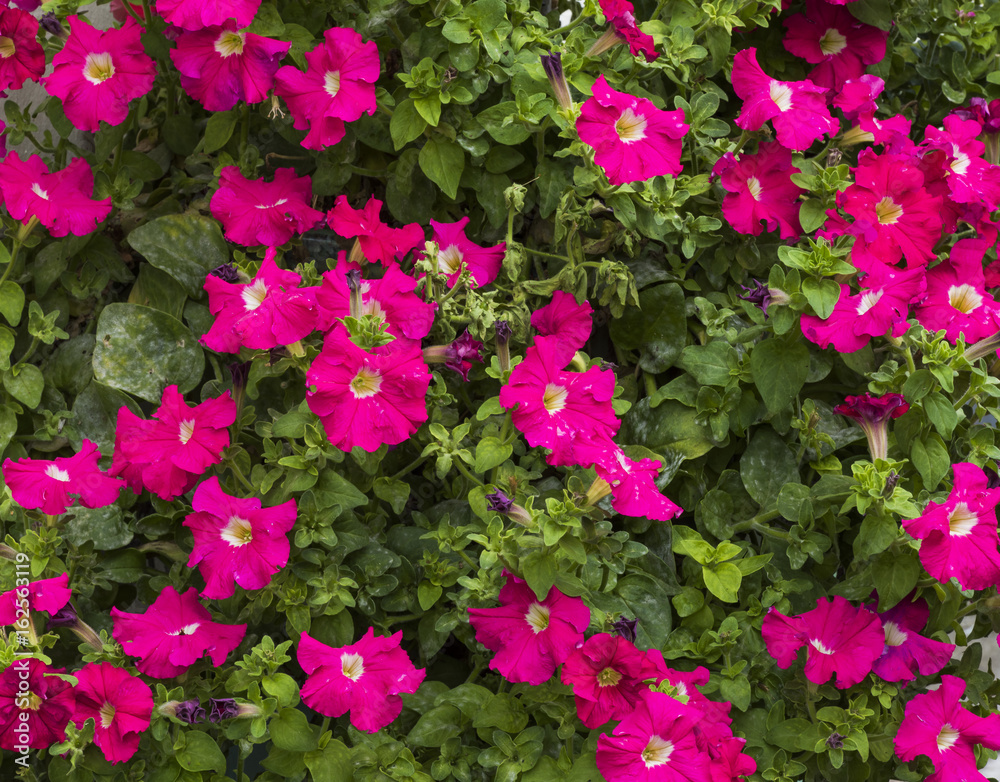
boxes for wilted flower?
[833,392,909,460]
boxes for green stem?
[240,101,251,161]
[22,131,49,154]
[455,459,485,487]
[229,461,255,493]
[237,754,245,782]
[120,0,145,25]
[643,372,657,398]
[16,337,40,367]
[347,164,387,178]
[730,491,852,534]
[525,247,573,262]
[550,13,588,36]
[390,454,428,482]
[953,385,978,411]
[319,716,331,735]
[458,550,478,570]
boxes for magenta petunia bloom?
[594,0,659,61]
[782,0,888,91]
[914,238,1000,344]
[0,153,112,237]
[72,662,153,764]
[711,140,806,240]
[923,114,1000,213]
[201,250,319,353]
[298,628,425,733]
[594,446,683,521]
[306,326,431,452]
[901,462,1000,591]
[209,167,324,247]
[0,6,45,92]
[834,75,914,152]
[596,690,710,782]
[327,195,425,265]
[315,259,435,341]
[468,571,590,685]
[831,149,943,271]
[732,48,837,151]
[2,440,123,515]
[428,217,505,289]
[894,675,1000,782]
[111,586,246,678]
[0,573,71,626]
[110,386,237,501]
[530,290,593,367]
[183,476,297,599]
[499,335,620,467]
[273,27,379,150]
[866,595,955,685]
[42,17,156,132]
[642,652,733,726]
[761,596,884,688]
[155,0,261,31]
[170,22,290,112]
[561,633,650,728]
[0,658,75,751]
[833,392,909,461]
[576,74,688,185]
[800,266,925,353]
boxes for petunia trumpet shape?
[170,22,291,112]
[327,195,425,265]
[42,16,156,132]
[306,326,431,452]
[901,462,1000,591]
[201,250,319,353]
[0,6,45,92]
[591,0,659,62]
[0,658,75,751]
[298,628,425,732]
[273,26,379,150]
[467,571,591,685]
[577,74,688,185]
[585,444,683,521]
[867,594,955,685]
[761,595,885,688]
[530,290,593,367]
[210,167,324,247]
[111,586,246,678]
[832,392,909,461]
[894,675,1000,782]
[2,440,123,515]
[72,662,153,764]
[155,0,261,31]
[0,153,112,237]
[923,114,1000,212]
[561,633,651,728]
[732,48,838,150]
[428,217,506,289]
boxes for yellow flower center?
[597,667,623,687]
[23,692,42,711]
[324,70,341,98]
[99,701,116,729]
[350,367,383,399]
[524,602,550,633]
[875,196,903,225]
[83,52,116,85]
[948,284,983,315]
[241,279,269,311]
[769,80,793,112]
[947,502,978,536]
[0,36,15,59]
[746,176,762,200]
[220,516,254,547]
[214,31,246,57]
[615,107,648,142]
[883,621,908,647]
[437,245,464,275]
[45,464,71,482]
[936,724,960,752]
[542,383,568,414]
[178,419,196,445]
[641,735,674,768]
[819,27,848,56]
[341,652,365,681]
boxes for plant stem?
[551,13,587,36]
[390,454,429,482]
[525,247,572,262]
[229,461,255,493]
[458,549,478,570]
[455,459,485,487]
[240,102,251,161]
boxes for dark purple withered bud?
[174,700,205,724]
[46,604,78,629]
[346,269,364,318]
[986,465,1000,490]
[883,471,900,497]
[540,52,573,112]
[228,361,251,390]
[486,489,514,514]
[208,698,240,722]
[210,263,240,283]
[738,279,785,317]
[40,12,64,36]
[826,732,845,749]
[612,616,638,644]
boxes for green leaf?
[373,476,411,514]
[609,283,686,373]
[922,392,958,439]
[127,214,229,297]
[174,731,227,775]
[72,380,142,455]
[703,561,742,602]
[621,399,716,459]
[911,432,950,490]
[92,304,205,402]
[391,98,428,149]
[203,109,238,153]
[413,95,442,126]
[408,705,463,747]
[801,277,840,319]
[311,470,368,513]
[615,574,675,648]
[677,341,735,386]
[3,364,44,409]
[902,369,936,401]
[847,0,893,29]
[799,199,829,234]
[751,339,809,414]
[269,707,319,752]
[64,505,132,551]
[740,427,799,506]
[304,740,354,782]
[477,102,531,144]
[419,137,465,199]
[872,549,921,610]
[474,436,512,473]
[853,511,898,559]
[0,281,24,326]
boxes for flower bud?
[540,52,573,113]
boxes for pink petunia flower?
[590,0,659,62]
[183,476,296,599]
[642,652,733,725]
[154,0,261,31]
[832,392,909,461]
[467,571,591,685]
[901,462,1000,591]
[327,195,425,265]
[209,167,324,247]
[576,74,688,185]
[427,217,506,289]
[914,238,1000,344]
[561,632,651,729]
[422,330,485,381]
[42,16,156,132]
[499,335,620,467]
[596,690,711,782]
[273,27,379,150]
[711,140,806,240]
[306,326,431,452]
[922,114,1000,212]
[201,250,319,353]
[2,440,123,515]
[782,0,888,92]
[111,586,246,678]
[110,385,237,501]
[315,258,435,341]
[530,290,593,367]
[0,6,45,92]
[72,662,153,764]
[0,573,71,626]
[761,596,885,688]
[0,153,112,237]
[170,22,290,112]
[0,658,75,750]
[597,448,683,521]
[298,628,425,733]
[800,266,925,353]
[834,76,914,152]
[867,595,955,685]
[894,675,1000,782]
[731,48,838,151]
